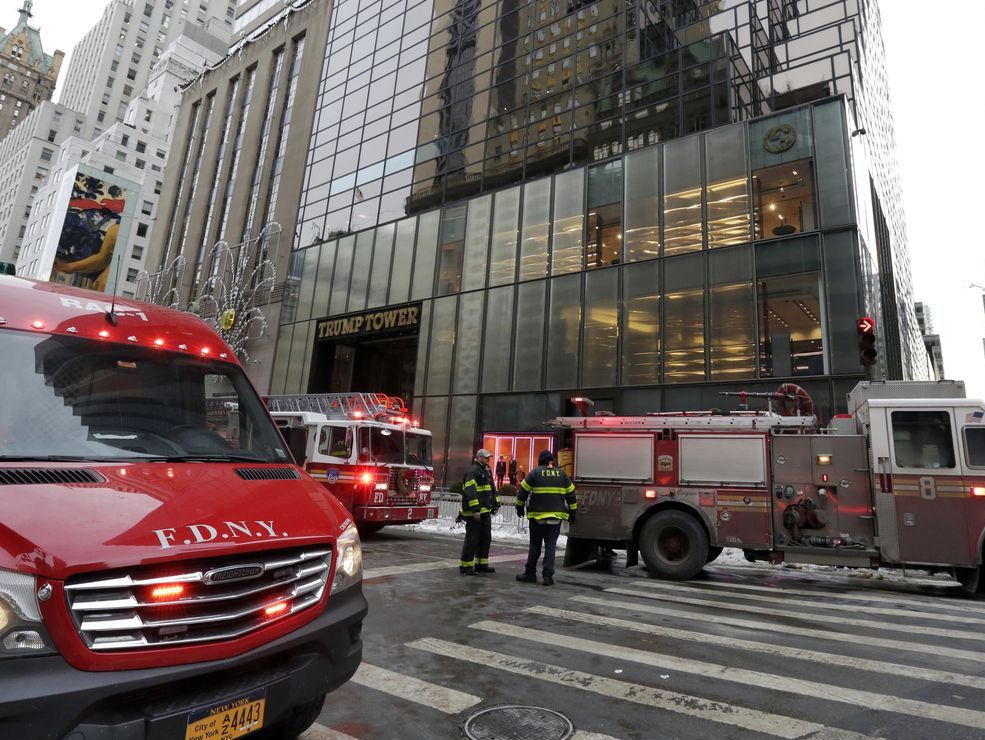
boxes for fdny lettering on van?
[58,296,148,321]
[153,521,286,549]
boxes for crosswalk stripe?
[301,725,361,740]
[630,579,985,626]
[471,620,985,732]
[572,732,622,740]
[349,662,481,714]
[526,605,985,690]
[702,569,982,613]
[408,637,874,739]
[606,586,985,643]
[363,553,524,580]
[572,595,985,665]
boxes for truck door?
[957,410,985,566]
[884,407,972,565]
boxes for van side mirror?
[282,425,308,467]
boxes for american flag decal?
[966,411,985,424]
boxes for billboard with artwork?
[49,170,129,293]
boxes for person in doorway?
[508,456,518,486]
[459,449,500,575]
[515,450,577,586]
[495,455,507,489]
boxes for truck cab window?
[891,411,955,469]
[318,425,352,459]
[964,426,985,467]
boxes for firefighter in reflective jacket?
[459,448,499,575]
[515,450,577,586]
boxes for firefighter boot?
[515,573,537,583]
[460,564,478,576]
[542,575,555,586]
[475,564,496,573]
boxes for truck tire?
[956,565,985,597]
[563,537,597,567]
[262,692,325,739]
[638,511,708,581]
[706,546,723,564]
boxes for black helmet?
[538,449,555,466]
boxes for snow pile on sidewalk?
[408,517,566,548]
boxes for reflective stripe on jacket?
[517,465,577,520]
[461,461,498,514]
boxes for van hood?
[0,463,350,580]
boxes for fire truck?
[558,381,985,595]
[266,393,437,532]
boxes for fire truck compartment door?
[680,434,767,486]
[574,434,653,483]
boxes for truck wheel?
[706,546,723,564]
[638,511,708,581]
[262,692,325,739]
[563,537,597,567]
[956,565,985,597]
[357,523,385,535]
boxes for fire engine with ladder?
[266,393,437,532]
[557,380,985,595]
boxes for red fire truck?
[266,393,437,533]
[0,275,366,737]
[558,381,985,595]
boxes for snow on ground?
[407,518,959,587]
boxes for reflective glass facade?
[274,0,925,484]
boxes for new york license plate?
[185,689,266,740]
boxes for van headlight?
[0,569,56,658]
[331,524,363,594]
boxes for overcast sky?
[7,0,984,397]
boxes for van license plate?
[185,689,266,740]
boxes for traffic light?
[857,316,877,366]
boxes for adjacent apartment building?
[261,0,927,483]
[145,0,334,381]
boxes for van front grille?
[0,468,104,485]
[65,546,331,651]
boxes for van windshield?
[0,329,291,463]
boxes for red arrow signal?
[857,316,875,334]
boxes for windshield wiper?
[159,454,275,463]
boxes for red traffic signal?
[857,317,877,366]
[856,316,875,334]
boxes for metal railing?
[433,491,529,531]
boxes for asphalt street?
[300,527,985,740]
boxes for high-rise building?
[914,301,944,381]
[156,0,924,483]
[143,0,334,382]
[14,27,227,296]
[0,1,64,142]
[0,1,236,268]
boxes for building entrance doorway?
[309,304,422,402]
[482,433,555,484]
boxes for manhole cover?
[464,705,573,740]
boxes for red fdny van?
[0,275,367,739]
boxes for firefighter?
[459,449,499,575]
[515,450,577,586]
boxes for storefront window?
[411,211,439,300]
[709,248,755,379]
[664,254,705,382]
[489,187,519,286]
[705,124,750,248]
[546,274,582,388]
[461,195,491,292]
[367,223,394,308]
[436,204,467,295]
[758,272,824,377]
[389,216,416,305]
[482,286,514,393]
[551,169,585,275]
[622,260,661,385]
[519,177,551,280]
[583,268,618,387]
[586,160,623,269]
[624,146,660,262]
[663,135,702,256]
[753,158,815,239]
[513,280,546,390]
